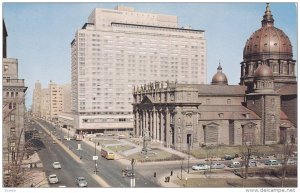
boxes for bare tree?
[3,94,30,187]
[239,137,257,187]
[281,139,296,187]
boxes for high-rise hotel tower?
[71,6,206,133]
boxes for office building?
[32,81,71,120]
[71,6,206,133]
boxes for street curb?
[34,120,84,165]
[90,173,111,187]
[35,119,112,187]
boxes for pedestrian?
[154,172,156,178]
[170,170,173,176]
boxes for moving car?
[229,161,241,168]
[192,163,210,170]
[52,162,62,169]
[48,174,58,184]
[75,177,88,187]
[287,159,297,165]
[122,169,135,177]
[211,162,225,169]
[265,159,279,166]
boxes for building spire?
[261,3,274,27]
[217,60,222,72]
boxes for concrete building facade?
[133,4,297,151]
[2,21,27,179]
[32,81,71,120]
[71,6,206,133]
[32,81,42,117]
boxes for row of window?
[78,111,132,115]
[5,91,19,98]
[82,118,131,123]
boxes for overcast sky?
[2,2,297,108]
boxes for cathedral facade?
[132,4,297,151]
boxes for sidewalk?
[21,152,49,187]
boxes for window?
[10,127,16,135]
[10,115,15,122]
[227,99,231,104]
[4,65,8,72]
[243,113,250,118]
[218,113,224,118]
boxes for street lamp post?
[67,128,70,140]
[94,142,97,174]
[131,159,136,187]
[181,158,184,180]
[187,143,191,174]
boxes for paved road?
[29,121,101,187]
[35,119,158,187]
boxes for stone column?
[166,108,170,148]
[134,110,137,136]
[161,111,165,145]
[159,111,163,143]
[142,111,145,137]
[153,109,157,141]
[150,110,153,139]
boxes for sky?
[2,2,298,108]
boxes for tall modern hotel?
[71,6,206,133]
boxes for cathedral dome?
[254,64,273,79]
[243,3,293,61]
[240,3,296,90]
[211,64,228,85]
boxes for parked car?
[52,140,57,144]
[265,159,279,166]
[224,155,235,160]
[48,174,59,184]
[249,160,257,167]
[75,177,88,187]
[229,161,241,168]
[52,162,62,169]
[287,159,297,165]
[192,163,210,170]
[211,162,225,169]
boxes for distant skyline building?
[71,5,207,133]
[32,80,42,117]
[32,80,71,120]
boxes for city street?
[29,121,102,187]
[34,119,158,187]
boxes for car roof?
[53,162,60,164]
[77,177,86,180]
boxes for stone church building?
[132,4,297,151]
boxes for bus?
[101,148,115,160]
